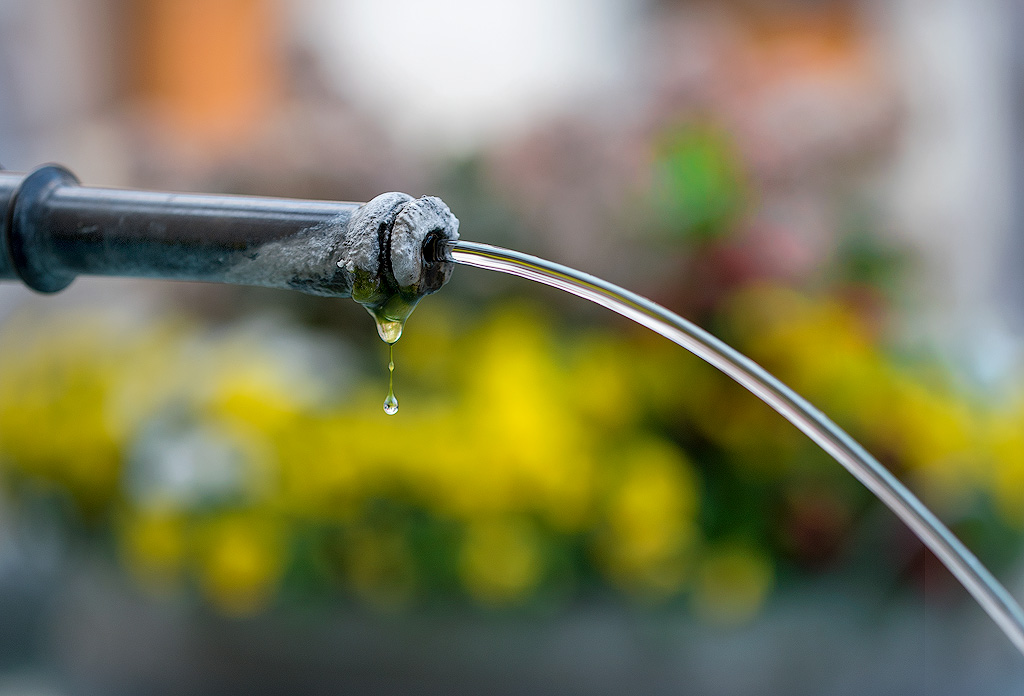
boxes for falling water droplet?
[383,343,398,415]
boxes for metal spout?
[0,164,460,305]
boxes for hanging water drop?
[374,315,404,344]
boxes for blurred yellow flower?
[204,352,307,434]
[988,408,1024,528]
[0,313,124,506]
[883,377,980,507]
[459,517,543,605]
[568,333,639,429]
[119,508,188,593]
[195,514,286,616]
[597,437,699,598]
[447,305,596,531]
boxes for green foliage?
[650,124,747,242]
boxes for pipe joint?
[6,164,80,293]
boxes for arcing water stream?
[447,239,1024,656]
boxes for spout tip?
[422,233,454,264]
[389,195,459,297]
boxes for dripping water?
[383,343,398,415]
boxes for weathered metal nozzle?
[339,191,458,309]
[0,165,459,313]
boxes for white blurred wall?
[884,0,1018,380]
[290,0,643,154]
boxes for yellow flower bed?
[0,290,1017,619]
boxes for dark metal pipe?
[0,165,460,309]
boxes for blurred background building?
[1,0,1024,694]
